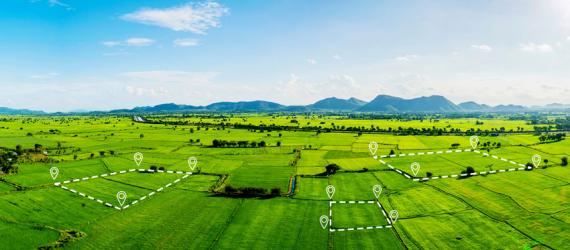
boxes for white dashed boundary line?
[327,200,393,232]
[54,169,193,211]
[374,149,532,182]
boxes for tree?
[543,159,549,167]
[561,157,568,166]
[99,151,105,157]
[139,134,144,139]
[389,149,395,155]
[451,143,460,148]
[270,188,281,196]
[325,163,340,175]
[426,172,433,178]
[259,141,266,147]
[276,141,281,147]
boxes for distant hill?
[131,103,200,112]
[458,101,491,111]
[309,97,367,110]
[359,95,460,112]
[491,104,527,112]
[0,107,44,115]
[206,101,285,112]
[5,94,567,114]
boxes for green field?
[0,115,568,249]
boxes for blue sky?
[1,0,569,111]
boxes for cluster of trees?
[538,133,565,143]
[458,166,476,179]
[221,185,280,197]
[211,139,268,148]
[149,165,166,171]
[0,150,18,173]
[479,141,502,149]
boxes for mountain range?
[0,95,568,114]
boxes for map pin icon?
[326,185,335,200]
[188,156,198,171]
[369,142,378,156]
[470,136,479,149]
[389,210,399,223]
[117,191,127,207]
[134,152,143,166]
[532,154,541,168]
[50,167,59,180]
[373,185,382,199]
[319,215,329,229]
[411,162,420,176]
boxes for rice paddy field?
[0,115,568,249]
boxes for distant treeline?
[219,185,281,198]
[211,139,269,148]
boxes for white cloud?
[333,54,342,60]
[395,54,419,63]
[519,42,553,53]
[102,38,155,47]
[306,58,317,64]
[567,36,570,41]
[29,72,60,79]
[125,38,155,46]
[173,38,200,47]
[471,44,492,51]
[121,2,229,34]
[125,85,168,97]
[102,41,121,47]
[47,0,72,10]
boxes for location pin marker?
[532,154,541,168]
[389,210,399,223]
[117,191,127,207]
[411,162,420,176]
[373,185,382,199]
[49,167,59,180]
[470,136,479,149]
[134,152,143,166]
[326,185,335,200]
[188,156,198,171]
[369,141,378,156]
[319,215,329,229]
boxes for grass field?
[0,115,567,249]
